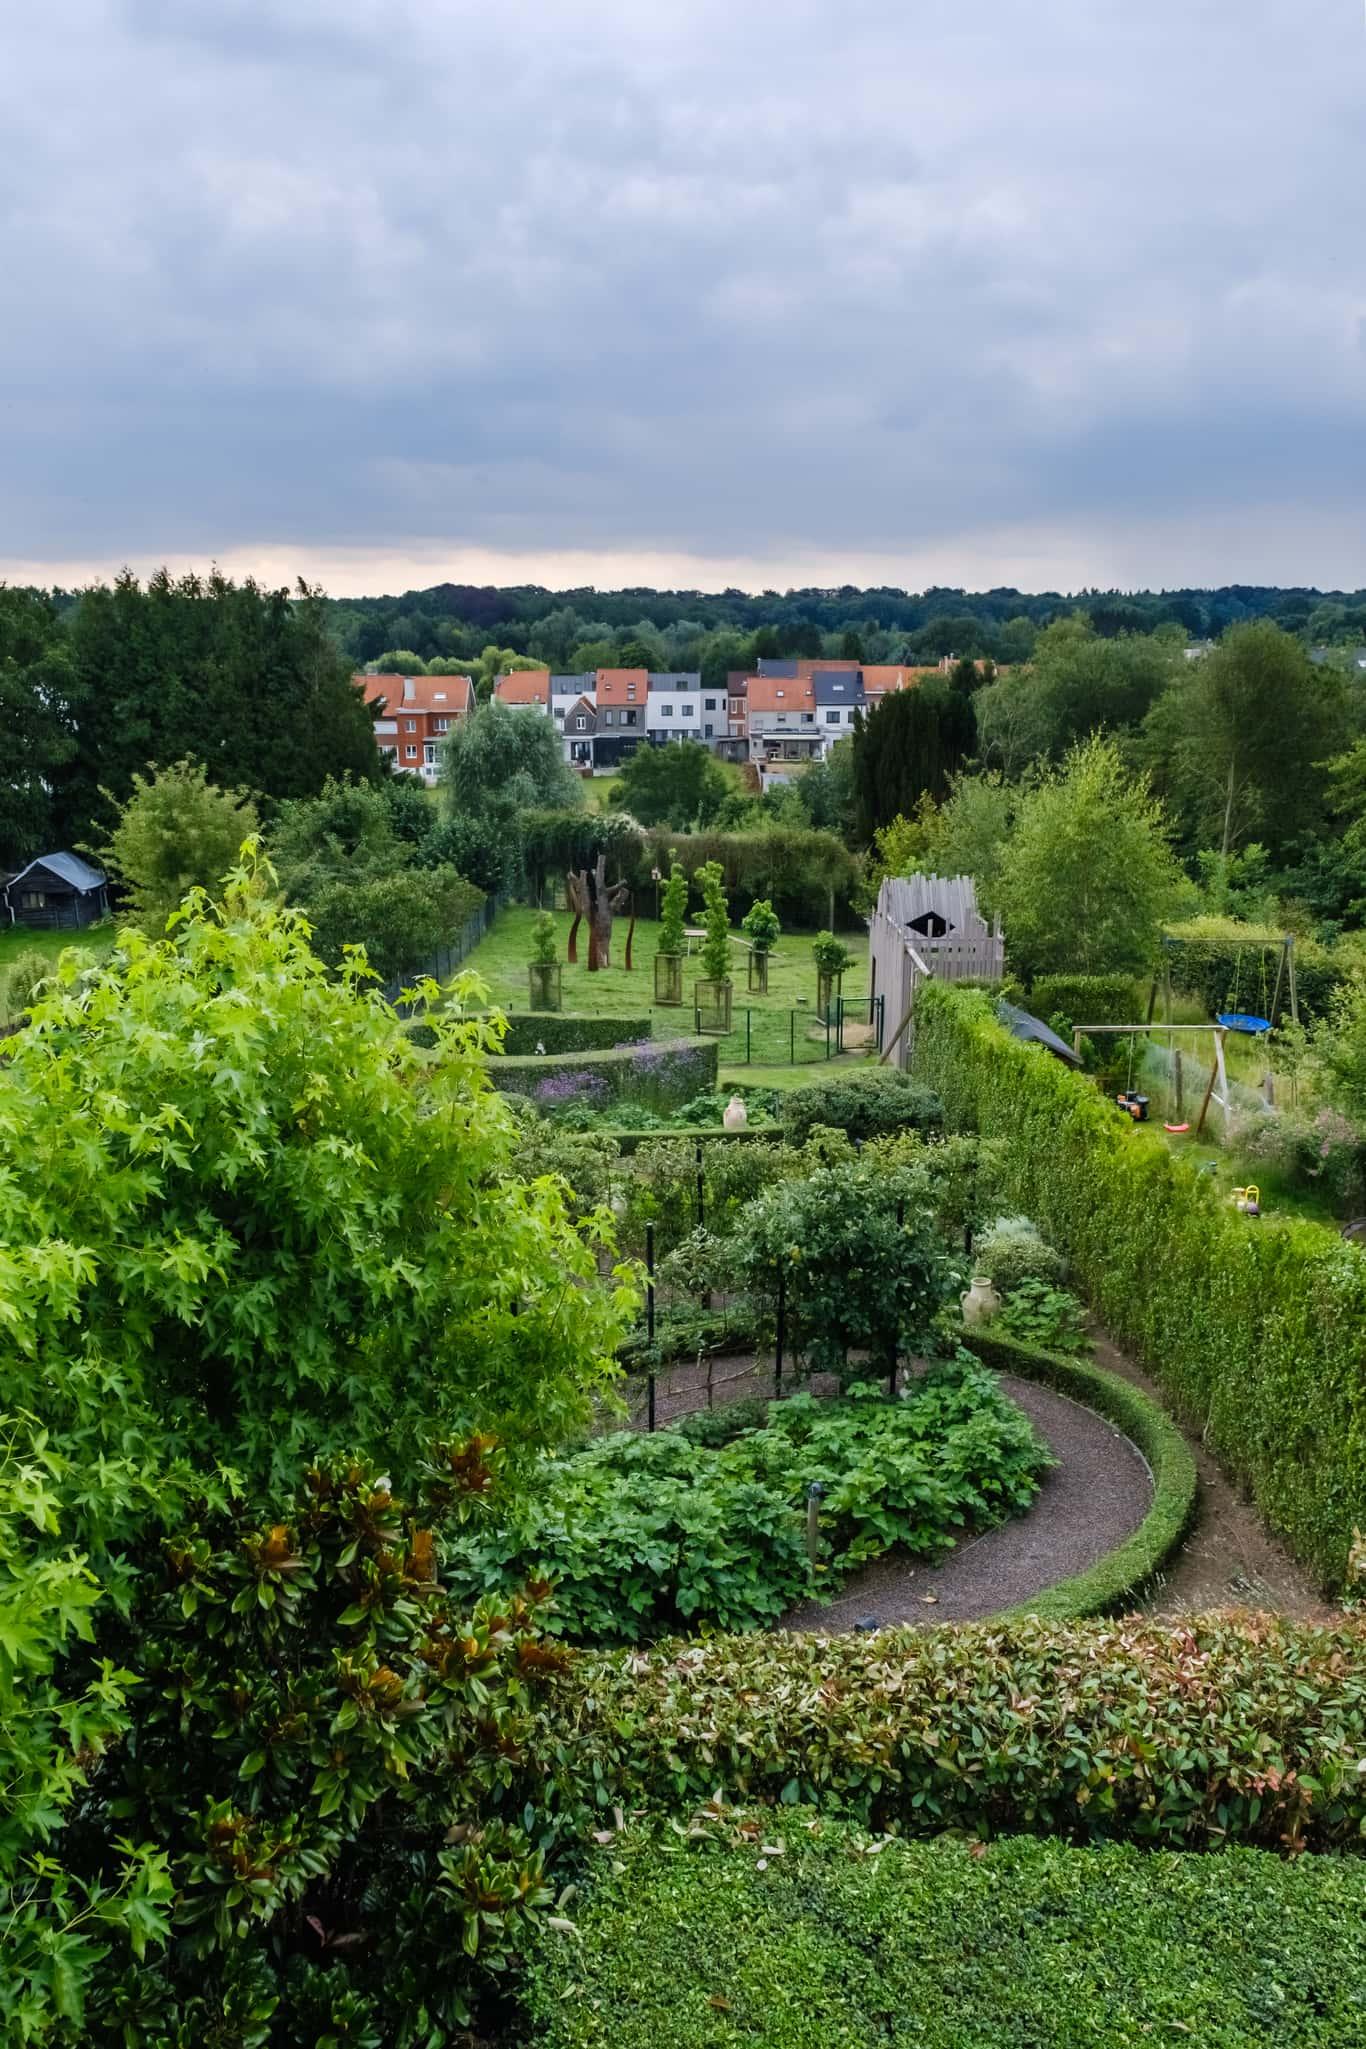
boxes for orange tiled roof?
[745,674,816,714]
[594,667,649,706]
[494,670,551,707]
[859,665,934,694]
[361,672,475,716]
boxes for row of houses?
[360,657,961,782]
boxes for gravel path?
[781,1375,1153,1633]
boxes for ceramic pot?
[960,1273,1001,1327]
[722,1094,749,1131]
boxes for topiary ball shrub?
[781,1068,943,1146]
[975,1214,1068,1295]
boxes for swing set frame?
[1070,1022,1231,1137]
[1148,934,1298,1034]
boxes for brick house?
[361,672,475,784]
[592,669,649,767]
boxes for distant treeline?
[308,579,1366,681]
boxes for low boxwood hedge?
[962,1326,1197,1619]
[494,1012,652,1056]
[524,1825,1366,2048]
[537,1614,1366,1850]
[911,981,1366,1590]
[489,1037,718,1113]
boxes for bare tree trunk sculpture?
[566,854,632,970]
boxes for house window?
[424,742,437,763]
[775,688,785,698]
[405,744,418,759]
[704,724,713,738]
[626,682,637,699]
[604,708,615,726]
[802,712,814,723]
[826,709,841,724]
[625,709,637,726]
[576,716,586,730]
[405,719,417,732]
[20,891,46,909]
[435,718,450,732]
[554,707,565,720]
[661,704,674,717]
[705,697,717,710]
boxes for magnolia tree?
[0,849,634,2043]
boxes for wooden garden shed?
[2,852,109,931]
[868,873,1004,1068]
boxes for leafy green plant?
[974,1216,1067,1296]
[0,850,634,2041]
[657,859,688,956]
[997,1278,1092,1354]
[740,899,781,957]
[446,1368,1046,1643]
[780,1069,943,1145]
[530,910,559,964]
[727,1158,964,1379]
[811,930,854,978]
[694,860,732,984]
[2,948,60,1019]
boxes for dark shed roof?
[7,852,107,894]
[997,1001,1083,1067]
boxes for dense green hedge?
[1029,973,1139,1028]
[779,1067,944,1145]
[539,1615,1366,1850]
[495,1012,652,1056]
[962,1328,1196,1618]
[489,1037,718,1112]
[911,982,1366,1589]
[1162,918,1343,1024]
[524,1827,1366,2047]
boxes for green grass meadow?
[460,905,876,1081]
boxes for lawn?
[0,921,115,1018]
[461,906,875,1080]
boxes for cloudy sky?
[2,0,1364,595]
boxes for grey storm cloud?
[1,0,1364,584]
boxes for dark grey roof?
[646,671,701,691]
[812,668,863,705]
[755,658,798,677]
[997,1001,1082,1067]
[6,851,106,894]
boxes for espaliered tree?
[696,860,733,987]
[567,850,632,969]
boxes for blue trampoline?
[1217,1011,1272,1036]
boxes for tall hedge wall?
[494,1013,652,1057]
[911,982,1366,1589]
[489,1036,718,1113]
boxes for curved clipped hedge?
[539,1614,1366,1850]
[489,1036,718,1112]
[962,1327,1196,1619]
[495,1012,652,1057]
[912,981,1366,1590]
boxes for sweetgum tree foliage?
[608,740,730,829]
[0,856,633,2042]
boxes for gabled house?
[745,673,822,765]
[592,669,649,766]
[561,695,599,769]
[3,852,109,930]
[812,667,864,743]
[361,672,475,783]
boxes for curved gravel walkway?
[782,1374,1153,1633]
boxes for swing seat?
[1217,1012,1271,1035]
[1163,1122,1190,1134]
